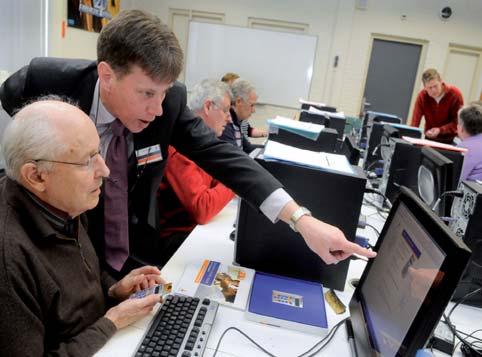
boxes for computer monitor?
[417,147,453,217]
[380,124,422,162]
[300,111,346,139]
[300,103,337,112]
[299,111,330,127]
[349,187,471,357]
[268,127,338,153]
[336,135,361,165]
[359,111,401,148]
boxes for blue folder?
[247,272,327,331]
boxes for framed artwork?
[67,0,121,33]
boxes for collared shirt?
[89,80,292,223]
[89,80,134,159]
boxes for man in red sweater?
[411,68,463,143]
[155,79,234,264]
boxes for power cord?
[442,285,482,356]
[212,318,348,357]
[365,188,393,210]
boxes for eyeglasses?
[213,103,231,115]
[32,152,101,170]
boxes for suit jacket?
[219,108,255,153]
[0,57,282,264]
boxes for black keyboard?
[133,294,219,357]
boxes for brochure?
[176,260,255,311]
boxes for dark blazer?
[0,57,282,264]
[219,108,255,154]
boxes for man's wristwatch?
[289,207,312,232]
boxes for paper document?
[268,116,324,140]
[401,136,467,153]
[263,140,353,174]
[308,106,345,119]
[299,98,326,107]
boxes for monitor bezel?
[350,186,471,356]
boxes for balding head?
[1,97,110,217]
[3,98,96,181]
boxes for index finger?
[347,241,377,259]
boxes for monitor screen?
[360,201,446,356]
[350,187,471,356]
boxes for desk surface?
[96,197,481,357]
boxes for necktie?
[104,119,129,271]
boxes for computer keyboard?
[133,294,219,357]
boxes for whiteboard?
[185,22,317,108]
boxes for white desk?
[96,197,481,357]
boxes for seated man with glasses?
[0,97,166,356]
[219,79,261,153]
[149,80,235,265]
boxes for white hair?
[189,79,232,113]
[231,78,256,102]
[1,99,69,182]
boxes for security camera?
[440,6,452,20]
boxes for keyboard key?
[202,298,210,305]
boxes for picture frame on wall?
[67,0,121,33]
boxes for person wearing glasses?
[151,80,235,265]
[220,79,263,153]
[0,98,166,356]
[221,74,268,143]
[0,10,375,279]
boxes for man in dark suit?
[0,9,375,277]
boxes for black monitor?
[299,111,345,139]
[268,127,338,153]
[300,103,337,112]
[336,135,361,165]
[359,111,401,148]
[417,147,453,217]
[349,187,471,356]
[299,111,330,127]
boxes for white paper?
[307,106,345,119]
[263,140,353,174]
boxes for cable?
[442,286,482,356]
[365,222,380,237]
[212,318,348,357]
[365,188,393,209]
[431,190,463,213]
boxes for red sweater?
[411,83,463,143]
[157,146,235,238]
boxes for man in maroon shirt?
[411,68,464,143]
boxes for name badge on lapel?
[135,144,163,166]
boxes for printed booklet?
[176,260,255,311]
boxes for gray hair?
[459,102,482,136]
[1,96,71,181]
[189,79,232,113]
[231,79,256,102]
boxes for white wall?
[13,0,482,121]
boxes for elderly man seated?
[0,97,165,356]
[151,79,235,265]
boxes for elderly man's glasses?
[32,152,100,170]
[213,103,231,115]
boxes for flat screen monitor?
[349,187,470,356]
[417,147,453,217]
